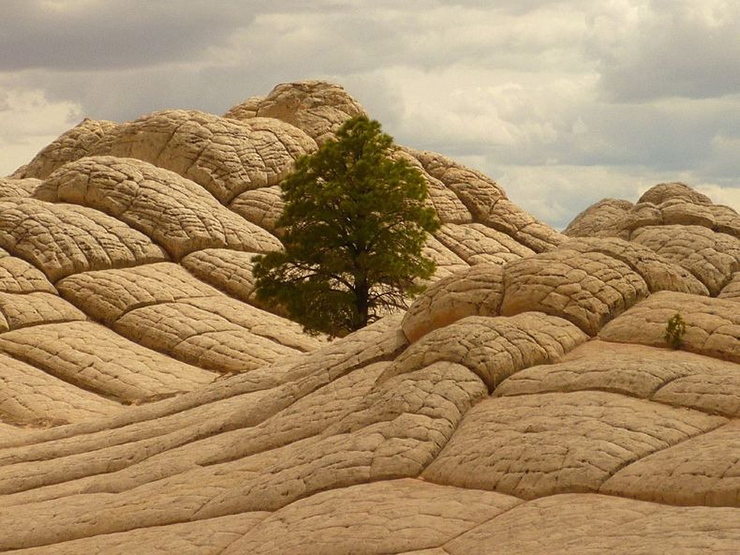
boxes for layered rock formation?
[0,81,738,553]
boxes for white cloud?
[590,0,740,101]
[355,65,598,157]
[695,183,740,210]
[0,0,738,229]
[494,164,740,230]
[0,87,81,175]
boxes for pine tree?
[253,115,440,337]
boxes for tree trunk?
[354,278,370,331]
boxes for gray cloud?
[0,0,738,227]
[0,0,252,71]
[590,0,740,101]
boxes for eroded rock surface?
[225,80,368,145]
[599,291,740,362]
[0,198,168,282]
[39,156,282,258]
[0,178,42,198]
[565,182,740,243]
[631,225,740,295]
[501,250,649,335]
[558,237,709,295]
[1,82,738,554]
[90,109,317,203]
[563,198,634,238]
[402,263,505,343]
[13,118,118,180]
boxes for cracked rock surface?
[0,81,738,554]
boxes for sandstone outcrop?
[224,80,368,145]
[566,182,740,242]
[0,178,41,198]
[562,198,634,238]
[0,198,169,282]
[38,156,282,259]
[0,80,737,553]
[631,225,739,295]
[12,118,118,180]
[501,250,648,335]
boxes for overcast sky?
[1,0,739,229]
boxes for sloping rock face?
[0,81,738,553]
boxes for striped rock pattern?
[0,81,738,554]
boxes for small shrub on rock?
[664,312,686,349]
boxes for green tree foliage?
[253,115,440,337]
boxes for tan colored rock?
[0,423,20,444]
[602,420,740,506]
[408,148,564,251]
[0,249,56,294]
[563,198,633,238]
[277,313,406,384]
[388,313,587,391]
[599,291,740,362]
[563,183,740,242]
[226,80,367,145]
[423,391,724,499]
[2,87,739,554]
[0,383,281,501]
[198,360,485,516]
[497,340,740,417]
[228,186,285,235]
[559,237,709,295]
[73,362,392,497]
[39,156,281,259]
[718,272,740,301]
[225,480,521,555]
[0,319,406,510]
[223,95,265,120]
[435,223,535,266]
[114,299,316,372]
[654,362,740,417]
[421,236,469,280]
[444,494,740,554]
[395,148,473,224]
[14,118,117,180]
[635,198,740,239]
[180,249,262,306]
[0,321,214,402]
[57,263,320,372]
[511,218,567,252]
[658,197,717,228]
[712,204,740,238]
[57,263,217,324]
[0,363,385,506]
[0,291,86,331]
[638,182,713,205]
[0,177,42,198]
[631,225,739,295]
[0,315,403,454]
[12,513,270,555]
[408,149,505,219]
[0,198,168,282]
[0,360,484,549]
[501,250,649,335]
[621,201,663,232]
[0,353,122,426]
[90,110,317,203]
[402,263,504,343]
